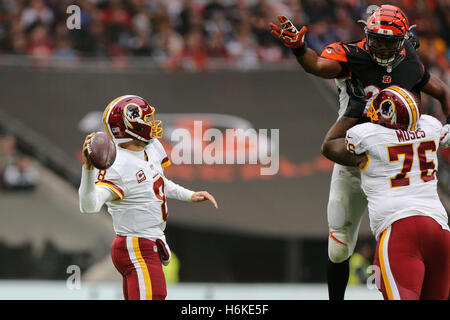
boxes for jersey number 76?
[387,141,437,188]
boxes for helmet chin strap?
[124,129,151,143]
[386,54,405,73]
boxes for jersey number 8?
[153,177,168,221]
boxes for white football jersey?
[94,139,194,240]
[346,115,449,240]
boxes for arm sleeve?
[162,176,194,202]
[320,42,351,78]
[345,126,367,155]
[78,167,116,214]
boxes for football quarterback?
[78,95,218,300]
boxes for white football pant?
[327,163,368,263]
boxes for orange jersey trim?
[321,43,347,63]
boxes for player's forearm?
[163,177,195,202]
[422,73,450,117]
[78,167,111,213]
[438,90,450,118]
[321,116,363,166]
[322,137,366,167]
[295,48,341,79]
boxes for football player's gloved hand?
[407,31,420,50]
[344,77,367,118]
[269,16,307,49]
[440,124,450,148]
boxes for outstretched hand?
[191,191,218,209]
[269,15,307,48]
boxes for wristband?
[291,43,307,57]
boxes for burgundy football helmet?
[367,86,420,131]
[102,95,163,143]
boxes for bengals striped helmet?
[364,5,410,67]
[367,86,421,131]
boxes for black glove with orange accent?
[269,15,308,56]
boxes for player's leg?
[418,217,450,300]
[122,277,128,300]
[110,235,132,299]
[327,164,367,300]
[123,237,167,300]
[110,235,166,300]
[137,237,167,300]
[373,218,425,300]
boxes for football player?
[322,86,450,300]
[270,4,450,299]
[78,95,218,300]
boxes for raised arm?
[421,72,450,118]
[78,133,116,213]
[269,15,342,79]
[79,167,115,213]
[162,176,218,209]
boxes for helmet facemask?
[368,86,420,131]
[365,29,407,67]
[366,30,406,67]
[123,103,163,142]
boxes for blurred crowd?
[0,133,39,191]
[0,0,447,73]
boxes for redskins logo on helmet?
[361,5,412,67]
[102,95,163,143]
[367,86,420,131]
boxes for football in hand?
[87,132,116,170]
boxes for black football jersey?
[320,38,430,97]
[320,38,430,119]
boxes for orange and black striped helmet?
[364,5,410,67]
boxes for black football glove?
[343,77,367,118]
